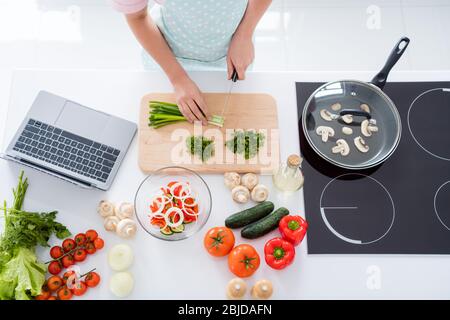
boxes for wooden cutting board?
[138,93,279,174]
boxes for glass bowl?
[134,166,212,241]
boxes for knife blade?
[219,69,238,119]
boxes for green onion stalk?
[148,101,224,128]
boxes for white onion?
[169,182,192,200]
[164,207,184,228]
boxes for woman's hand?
[172,75,209,125]
[227,31,255,80]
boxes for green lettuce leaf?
[0,247,46,300]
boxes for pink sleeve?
[111,0,149,14]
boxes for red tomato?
[71,281,87,296]
[49,246,64,259]
[62,254,74,268]
[48,261,62,275]
[84,272,101,288]
[62,239,76,252]
[35,286,51,300]
[73,249,87,262]
[47,275,63,291]
[62,270,76,285]
[204,227,235,257]
[85,242,96,254]
[47,296,57,300]
[228,244,260,278]
[57,286,73,300]
[85,230,98,242]
[74,233,87,246]
[93,238,104,250]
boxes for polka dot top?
[112,0,248,63]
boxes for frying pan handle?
[340,109,372,120]
[371,37,410,90]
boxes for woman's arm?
[126,8,209,124]
[227,0,272,80]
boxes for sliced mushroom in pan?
[354,136,369,153]
[332,139,350,156]
[316,126,335,142]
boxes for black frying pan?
[301,37,410,170]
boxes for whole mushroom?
[251,279,273,300]
[224,172,241,190]
[98,200,115,217]
[241,173,259,191]
[116,219,137,239]
[251,184,269,202]
[115,202,134,220]
[104,215,121,232]
[231,186,250,204]
[226,278,247,300]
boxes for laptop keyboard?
[12,119,120,184]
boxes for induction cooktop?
[296,81,450,254]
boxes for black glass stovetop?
[297,81,450,254]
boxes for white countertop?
[1,69,450,300]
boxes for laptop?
[2,91,137,190]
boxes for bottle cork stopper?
[287,154,302,167]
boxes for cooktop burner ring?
[407,88,450,161]
[434,180,450,231]
[319,173,396,245]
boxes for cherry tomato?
[49,246,64,259]
[35,286,51,300]
[71,281,88,296]
[93,238,104,250]
[203,226,235,257]
[57,286,73,300]
[84,271,101,288]
[85,242,96,254]
[74,233,87,246]
[61,254,75,268]
[47,275,63,291]
[85,230,98,242]
[228,244,260,278]
[62,239,76,252]
[62,270,77,287]
[73,249,87,262]
[47,296,57,300]
[48,261,62,275]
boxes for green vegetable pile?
[148,101,224,128]
[186,135,215,162]
[0,171,70,300]
[226,130,265,160]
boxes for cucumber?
[171,224,185,233]
[241,207,289,239]
[160,226,173,235]
[225,201,275,229]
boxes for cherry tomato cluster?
[35,229,104,300]
[35,270,101,300]
[47,229,104,275]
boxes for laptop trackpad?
[55,101,108,140]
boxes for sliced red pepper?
[278,215,308,246]
[264,237,295,270]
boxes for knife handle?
[231,69,238,82]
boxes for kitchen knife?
[219,69,238,119]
